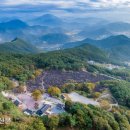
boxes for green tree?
[32,119,46,130]
[65,100,73,112]
[48,115,59,130]
[2,102,11,110]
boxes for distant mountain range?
[0,19,28,30]
[0,14,130,44]
[1,14,130,61]
[79,22,130,39]
[0,16,71,46]
[0,38,38,53]
[31,14,64,27]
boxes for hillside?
[64,44,108,62]
[0,38,39,53]
[0,43,109,86]
[84,35,130,60]
[84,35,130,48]
[33,44,109,71]
[63,35,130,61]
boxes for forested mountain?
[63,35,130,61]
[82,35,130,61]
[84,35,130,48]
[33,44,109,71]
[0,38,38,53]
[64,44,108,62]
[0,36,108,62]
[63,35,130,48]
[0,43,108,81]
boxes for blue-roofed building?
[24,109,33,115]
[36,104,51,116]
[14,100,21,106]
[56,103,65,110]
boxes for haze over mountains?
[31,14,64,27]
[0,14,130,61]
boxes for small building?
[14,100,21,106]
[36,104,51,116]
[13,99,24,110]
[61,94,67,100]
[56,103,65,110]
[61,94,69,100]
[24,109,33,115]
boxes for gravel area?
[68,92,100,106]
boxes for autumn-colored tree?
[32,89,42,101]
[30,74,35,80]
[92,92,101,99]
[87,83,96,93]
[18,85,27,93]
[100,100,111,110]
[48,87,61,97]
[10,81,18,89]
[34,69,42,77]
[83,82,96,93]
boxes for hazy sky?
[1,0,130,8]
[0,0,130,22]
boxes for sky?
[1,0,130,8]
[0,0,130,22]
